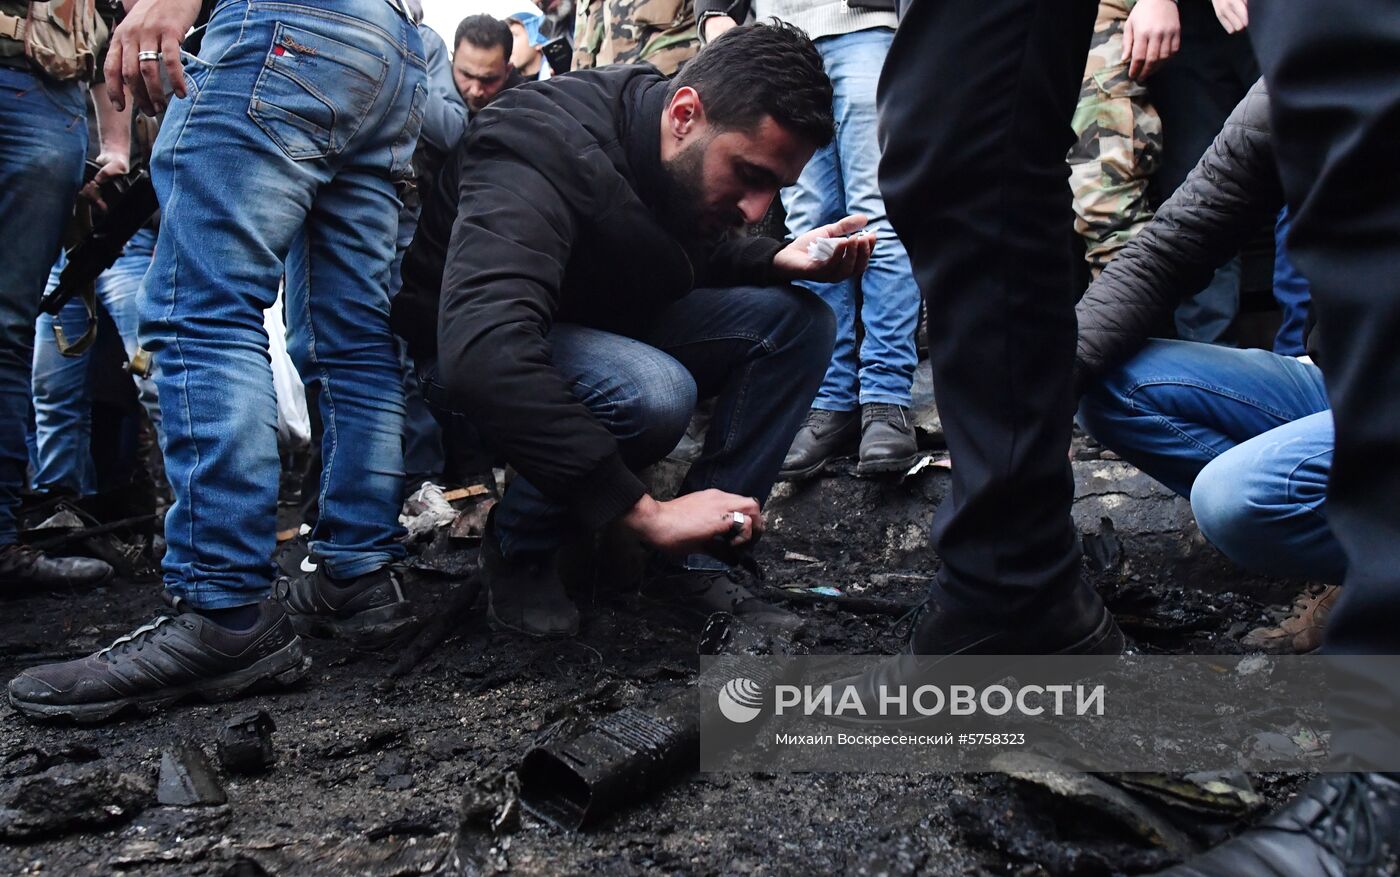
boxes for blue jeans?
[1079,339,1342,582]
[141,0,426,608]
[31,228,162,495]
[1272,207,1311,356]
[782,28,919,411]
[421,285,834,565]
[0,67,88,545]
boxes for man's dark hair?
[454,14,513,62]
[668,21,834,149]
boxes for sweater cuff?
[569,451,649,530]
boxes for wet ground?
[1,448,1314,876]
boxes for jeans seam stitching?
[1122,378,1299,424]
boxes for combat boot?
[779,408,859,481]
[856,402,918,476]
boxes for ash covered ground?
[1,438,1315,876]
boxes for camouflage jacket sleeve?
[1074,79,1284,388]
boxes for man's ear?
[665,86,707,142]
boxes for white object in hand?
[806,229,868,262]
[807,237,839,262]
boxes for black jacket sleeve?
[697,235,783,288]
[1074,79,1285,386]
[436,113,647,529]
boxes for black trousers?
[877,0,1096,612]
[1250,0,1400,766]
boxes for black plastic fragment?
[217,710,277,775]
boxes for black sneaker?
[7,598,310,723]
[779,408,860,481]
[639,565,804,636]
[275,564,414,648]
[1149,773,1400,876]
[856,403,918,476]
[480,521,579,638]
[0,543,113,590]
[830,580,1124,727]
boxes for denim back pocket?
[248,22,389,161]
[389,82,427,179]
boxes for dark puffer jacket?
[1075,79,1283,385]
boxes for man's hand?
[621,490,764,559]
[1211,0,1248,33]
[773,214,876,284]
[1122,0,1181,81]
[105,0,202,116]
[81,152,132,212]
[701,14,738,43]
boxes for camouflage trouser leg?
[1068,0,1163,277]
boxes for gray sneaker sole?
[8,640,311,724]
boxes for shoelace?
[892,598,928,641]
[1282,584,1333,622]
[96,615,175,660]
[95,594,188,661]
[864,403,907,426]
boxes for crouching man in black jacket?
[392,22,874,638]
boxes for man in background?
[452,14,520,114]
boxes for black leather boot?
[1151,772,1400,876]
[779,408,859,481]
[856,403,918,476]
[0,544,112,590]
[830,580,1124,728]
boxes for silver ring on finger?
[725,511,746,541]
[137,50,162,62]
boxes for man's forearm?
[92,82,133,162]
